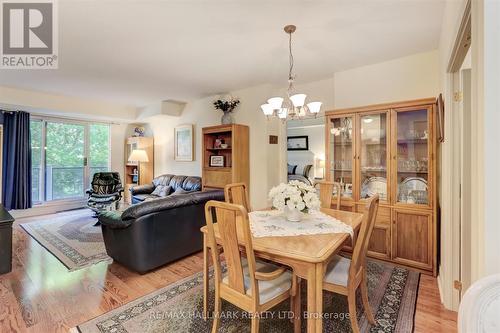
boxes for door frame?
[440,0,471,311]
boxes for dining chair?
[224,182,251,211]
[204,200,300,333]
[321,194,379,333]
[315,181,342,210]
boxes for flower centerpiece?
[213,97,240,124]
[268,180,320,222]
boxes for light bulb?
[278,108,288,119]
[290,94,307,107]
[260,104,274,116]
[267,97,284,110]
[307,101,322,114]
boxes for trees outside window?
[31,119,110,203]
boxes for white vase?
[284,206,303,222]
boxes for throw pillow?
[287,163,297,175]
[302,164,313,177]
[151,185,171,197]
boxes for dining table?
[200,207,364,333]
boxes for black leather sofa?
[130,174,202,204]
[99,189,224,273]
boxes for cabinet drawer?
[356,204,391,225]
[203,170,232,188]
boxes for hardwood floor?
[0,215,457,332]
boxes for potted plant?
[213,97,240,124]
[268,180,320,222]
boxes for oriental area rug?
[76,260,419,333]
[20,209,112,271]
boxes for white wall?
[482,0,500,277]
[334,50,440,109]
[0,86,137,122]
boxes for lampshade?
[290,94,307,107]
[128,149,149,162]
[260,103,274,116]
[267,97,284,110]
[307,101,322,114]
[318,159,325,168]
[278,108,288,119]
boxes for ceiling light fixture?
[260,25,322,121]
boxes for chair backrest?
[350,195,379,277]
[315,181,342,210]
[204,200,259,301]
[91,172,122,194]
[225,183,251,212]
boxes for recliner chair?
[87,172,124,219]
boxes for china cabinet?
[325,98,437,275]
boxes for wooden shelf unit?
[123,136,154,203]
[202,124,249,191]
[325,98,438,276]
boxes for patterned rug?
[20,209,112,271]
[76,260,419,333]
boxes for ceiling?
[0,0,446,107]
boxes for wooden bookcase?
[202,124,249,191]
[325,98,438,276]
[123,136,154,203]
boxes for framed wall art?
[174,124,194,161]
[287,135,309,151]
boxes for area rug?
[20,209,112,271]
[76,260,420,333]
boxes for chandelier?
[261,25,322,120]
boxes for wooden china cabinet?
[325,98,437,275]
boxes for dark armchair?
[87,172,124,218]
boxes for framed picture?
[437,93,445,143]
[209,155,225,167]
[174,124,194,161]
[287,136,309,151]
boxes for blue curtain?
[2,111,32,210]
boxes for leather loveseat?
[99,189,224,273]
[130,174,202,204]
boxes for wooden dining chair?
[204,200,300,333]
[225,182,251,211]
[315,181,342,210]
[322,194,379,333]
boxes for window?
[30,118,111,203]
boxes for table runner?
[249,210,354,238]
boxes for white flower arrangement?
[268,180,320,213]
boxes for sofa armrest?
[130,184,154,195]
[121,190,225,220]
[98,210,133,229]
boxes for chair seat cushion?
[323,255,351,286]
[88,195,118,203]
[222,258,292,304]
[131,194,150,202]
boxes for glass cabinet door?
[328,115,355,199]
[359,112,389,202]
[394,108,431,206]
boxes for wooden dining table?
[200,207,364,333]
